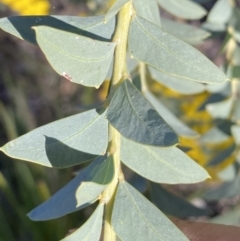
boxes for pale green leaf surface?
[194,92,230,111]
[105,0,130,22]
[204,175,240,200]
[210,205,240,226]
[76,155,114,207]
[28,156,107,221]
[200,127,229,144]
[202,21,226,32]
[237,153,240,164]
[231,125,240,145]
[145,91,197,137]
[34,26,116,87]
[233,47,240,65]
[230,9,240,33]
[233,100,240,121]
[0,15,115,45]
[133,0,161,26]
[148,66,205,95]
[218,164,235,181]
[156,0,206,20]
[206,98,233,119]
[161,18,210,44]
[207,0,232,25]
[121,136,210,184]
[106,79,178,146]
[61,203,104,241]
[0,109,108,168]
[150,183,211,218]
[129,16,227,83]
[127,55,139,73]
[233,31,240,44]
[205,81,230,93]
[218,165,235,181]
[206,98,240,121]
[112,181,189,241]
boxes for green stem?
[109,1,133,95]
[101,126,121,241]
[101,2,133,241]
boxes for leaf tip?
[26,210,36,221]
[197,170,211,183]
[0,146,6,154]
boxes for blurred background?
[0,0,240,240]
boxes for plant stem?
[101,126,121,241]
[102,2,133,241]
[109,1,133,94]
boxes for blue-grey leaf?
[145,91,197,137]
[202,21,226,32]
[34,26,116,87]
[133,0,161,26]
[207,0,232,25]
[206,97,233,119]
[128,173,147,193]
[121,136,210,184]
[61,203,104,241]
[218,165,236,181]
[231,125,240,145]
[156,0,207,20]
[200,127,229,144]
[76,155,114,207]
[105,0,130,22]
[150,183,211,218]
[148,66,206,94]
[0,15,115,44]
[161,17,210,44]
[112,181,189,241]
[106,79,178,146]
[204,175,240,201]
[210,205,240,226]
[129,15,227,84]
[28,156,109,220]
[1,108,108,168]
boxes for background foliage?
[0,0,240,240]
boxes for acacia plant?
[0,0,229,240]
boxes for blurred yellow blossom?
[149,80,237,180]
[180,92,213,134]
[0,0,50,15]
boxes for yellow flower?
[180,92,213,134]
[0,0,50,15]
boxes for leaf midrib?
[39,33,115,62]
[122,182,166,241]
[135,16,206,74]
[4,112,103,152]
